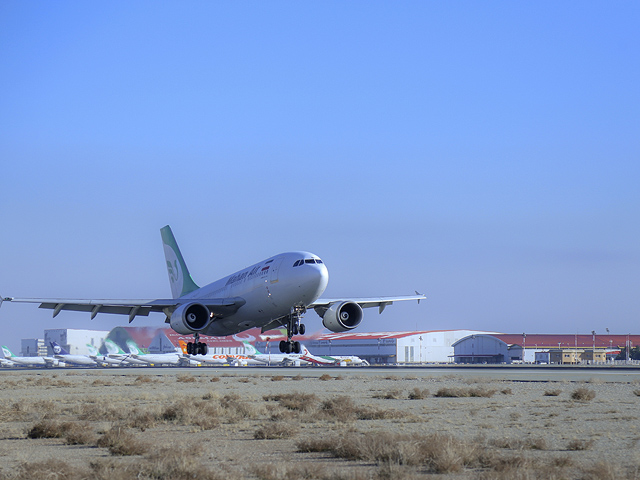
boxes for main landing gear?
[186,333,208,356]
[279,306,306,354]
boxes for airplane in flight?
[2,226,425,356]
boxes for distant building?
[454,334,639,364]
[44,329,109,355]
[452,335,511,364]
[20,339,46,357]
[549,348,607,364]
[303,330,492,364]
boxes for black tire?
[292,324,298,335]
[187,342,193,355]
[299,324,306,335]
[293,341,301,354]
[279,341,287,353]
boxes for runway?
[5,363,639,383]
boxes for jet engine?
[321,301,363,333]
[169,302,211,334]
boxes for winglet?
[161,225,200,298]
[415,291,424,304]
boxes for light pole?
[522,333,526,363]
[591,330,596,364]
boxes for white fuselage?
[53,354,96,366]
[179,252,329,336]
[6,356,57,367]
[132,353,183,366]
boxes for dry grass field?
[1,368,639,479]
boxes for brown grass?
[97,426,148,456]
[571,387,596,402]
[435,387,496,398]
[28,420,72,439]
[4,447,230,480]
[263,392,318,412]
[298,431,491,473]
[254,421,297,439]
[544,389,562,396]
[373,389,403,399]
[567,438,594,451]
[408,387,430,399]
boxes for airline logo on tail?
[51,343,63,355]
[160,225,199,299]
[126,340,141,355]
[241,341,259,356]
[86,344,99,356]
[104,339,123,355]
[164,245,183,297]
[2,346,13,358]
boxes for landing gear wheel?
[293,341,301,354]
[198,342,208,355]
[299,324,306,336]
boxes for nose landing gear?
[279,306,306,354]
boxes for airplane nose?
[314,263,329,297]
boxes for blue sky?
[1,2,639,353]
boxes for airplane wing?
[2,297,245,322]
[309,293,425,314]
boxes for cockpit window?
[315,259,323,264]
[293,260,301,267]
[305,259,315,264]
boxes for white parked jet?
[103,339,148,366]
[1,346,57,367]
[2,226,424,356]
[241,341,302,366]
[126,340,199,367]
[50,342,97,366]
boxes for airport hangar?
[452,334,640,364]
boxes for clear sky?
[1,2,639,353]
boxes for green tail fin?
[160,225,200,298]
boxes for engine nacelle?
[169,302,211,334]
[322,301,363,333]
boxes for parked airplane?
[127,340,199,366]
[241,340,302,366]
[327,355,369,366]
[50,341,97,366]
[86,344,127,367]
[2,226,424,356]
[1,346,57,367]
[104,339,147,366]
[0,356,16,367]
